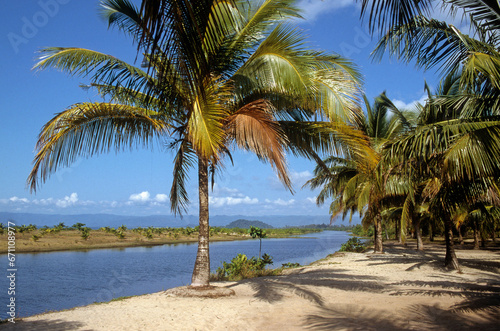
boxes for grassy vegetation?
[210,253,302,282]
[0,223,323,253]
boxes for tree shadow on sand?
[227,245,500,329]
[0,319,87,331]
[230,269,386,307]
[303,303,499,331]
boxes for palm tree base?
[164,286,235,298]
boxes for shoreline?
[3,241,499,330]
[0,229,323,254]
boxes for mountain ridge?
[0,212,360,228]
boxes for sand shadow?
[231,268,387,307]
[0,319,88,331]
[303,303,499,331]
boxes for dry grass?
[0,229,248,253]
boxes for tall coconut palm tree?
[305,92,412,253]
[361,0,500,269]
[28,0,365,287]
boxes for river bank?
[4,241,499,330]
[0,228,322,254]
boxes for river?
[1,230,350,318]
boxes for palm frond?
[34,47,152,92]
[28,102,167,192]
[170,139,196,215]
[358,0,433,34]
[445,0,500,33]
[226,99,291,190]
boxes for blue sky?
[0,0,446,219]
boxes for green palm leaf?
[28,102,167,191]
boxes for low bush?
[339,237,366,252]
[212,253,276,281]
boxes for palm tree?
[28,0,364,287]
[360,0,500,269]
[382,74,500,268]
[305,92,412,253]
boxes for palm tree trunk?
[395,219,401,242]
[413,215,423,251]
[458,225,464,246]
[191,157,210,287]
[444,217,460,270]
[473,221,480,250]
[374,215,383,253]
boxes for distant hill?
[225,219,274,229]
[0,212,361,229]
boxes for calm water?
[1,231,349,318]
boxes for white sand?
[4,242,499,330]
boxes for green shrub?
[80,227,91,240]
[339,237,366,252]
[213,253,275,281]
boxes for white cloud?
[9,196,29,203]
[392,94,428,110]
[55,193,79,208]
[129,191,151,203]
[267,198,296,206]
[291,170,312,186]
[154,194,168,203]
[211,184,241,197]
[209,196,259,208]
[307,197,317,204]
[297,0,354,21]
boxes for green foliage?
[31,234,41,242]
[249,226,267,240]
[16,224,37,233]
[80,227,91,240]
[249,226,267,258]
[213,253,275,281]
[72,222,86,231]
[281,262,301,268]
[143,227,154,239]
[339,237,366,253]
[350,224,374,237]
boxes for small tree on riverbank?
[249,226,267,258]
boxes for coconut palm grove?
[9,0,499,327]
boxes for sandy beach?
[3,242,499,330]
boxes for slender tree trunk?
[395,219,401,242]
[413,215,423,251]
[481,230,486,248]
[444,217,460,270]
[458,225,464,246]
[429,222,434,242]
[473,221,480,250]
[492,227,497,243]
[374,215,383,253]
[191,157,210,287]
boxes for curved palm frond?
[226,99,291,190]
[101,0,145,42]
[445,0,500,33]
[28,102,168,192]
[34,47,153,93]
[170,139,197,215]
[358,0,433,34]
